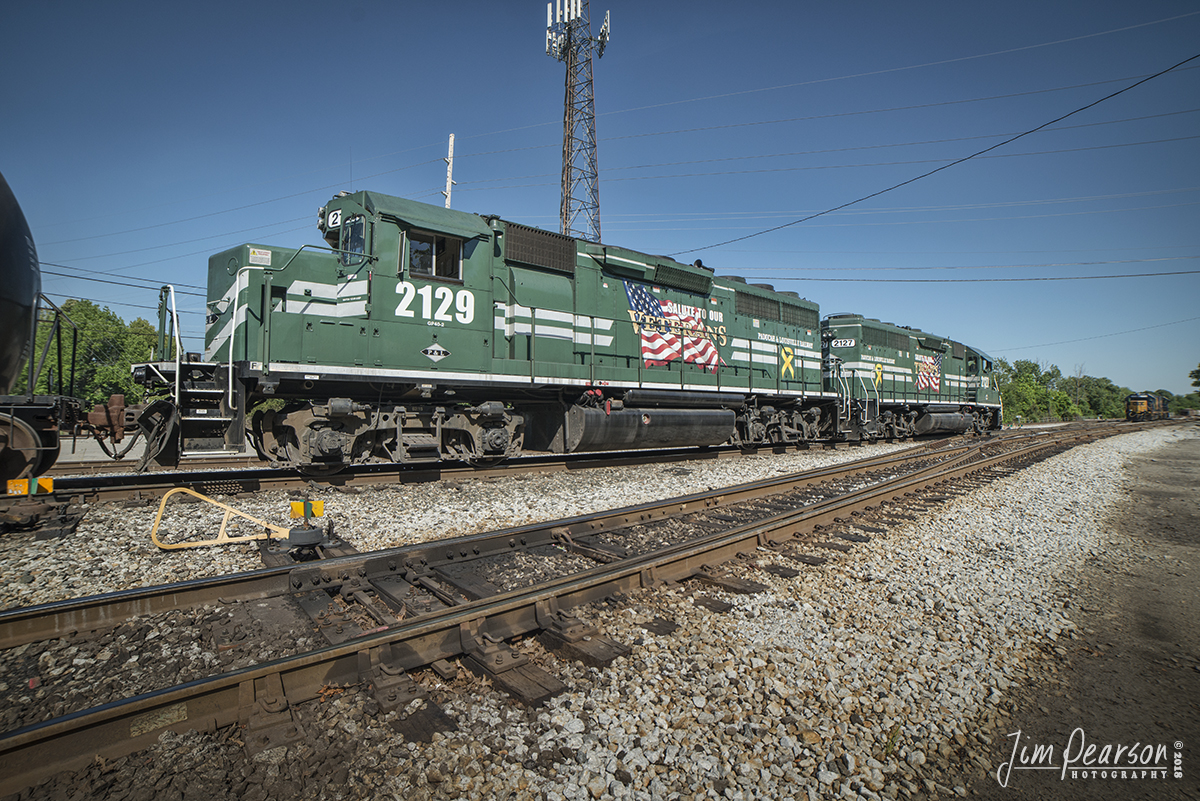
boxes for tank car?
[0,172,75,481]
[133,190,999,473]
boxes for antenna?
[544,0,610,243]
[442,133,456,209]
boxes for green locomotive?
[822,313,1002,439]
[135,190,1000,472]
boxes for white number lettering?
[455,289,474,324]
[395,282,475,324]
[417,284,433,319]
[394,281,416,317]
[433,286,454,321]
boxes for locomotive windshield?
[340,216,366,267]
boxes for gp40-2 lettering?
[395,282,475,324]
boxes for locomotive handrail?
[270,242,378,275]
[164,286,184,408]
[259,244,377,378]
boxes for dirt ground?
[969,428,1200,800]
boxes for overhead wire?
[602,11,1200,118]
[38,59,1200,253]
[738,270,1200,283]
[993,316,1200,353]
[668,51,1200,256]
[743,256,1199,272]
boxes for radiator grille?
[505,222,576,274]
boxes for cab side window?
[409,230,462,280]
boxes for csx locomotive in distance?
[134,190,1001,473]
[1125,393,1168,422]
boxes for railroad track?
[0,423,1124,796]
[5,437,947,540]
[10,420,1146,527]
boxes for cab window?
[341,216,366,267]
[409,230,462,280]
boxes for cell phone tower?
[546,0,610,243]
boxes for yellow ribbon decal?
[875,363,883,387]
[781,346,795,379]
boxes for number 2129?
[395,282,474,324]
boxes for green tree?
[994,358,1132,423]
[1172,363,1200,413]
[11,299,154,407]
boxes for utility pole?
[545,0,610,242]
[442,133,456,209]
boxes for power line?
[40,261,206,290]
[603,136,1200,185]
[41,27,1200,248]
[602,186,1200,222]
[741,270,1200,283]
[41,267,207,297]
[744,256,1199,273]
[604,12,1200,119]
[74,225,312,279]
[610,201,1200,233]
[449,132,1200,196]
[40,160,441,246]
[52,217,311,263]
[993,316,1200,353]
[669,51,1200,257]
[602,95,1200,147]
[41,292,203,316]
[605,114,1200,173]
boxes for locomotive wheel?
[278,430,346,477]
[0,413,41,481]
[33,436,60,476]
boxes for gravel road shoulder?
[968,424,1200,800]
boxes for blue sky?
[4,1,1198,393]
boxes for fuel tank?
[913,412,974,435]
[565,406,735,452]
[621,389,746,410]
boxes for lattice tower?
[546,0,610,242]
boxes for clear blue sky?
[4,1,1197,394]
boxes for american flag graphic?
[624,281,722,372]
[915,353,942,391]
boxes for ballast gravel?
[3,425,1195,801]
[0,443,917,610]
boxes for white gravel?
[3,425,1194,801]
[0,442,915,610]
[340,424,1194,800]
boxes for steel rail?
[39,441,874,502]
[0,439,954,649]
[0,431,1097,795]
